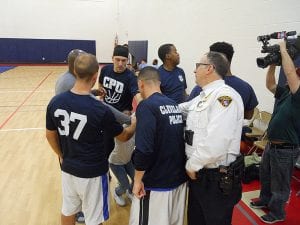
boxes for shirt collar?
[200,79,225,98]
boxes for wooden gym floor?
[0,66,131,225]
[2,66,298,225]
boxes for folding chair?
[246,111,272,155]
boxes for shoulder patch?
[217,96,232,107]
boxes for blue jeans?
[259,142,300,219]
[109,161,135,195]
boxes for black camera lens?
[256,54,281,68]
[256,57,269,68]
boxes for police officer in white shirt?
[179,51,244,225]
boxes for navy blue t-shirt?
[188,85,202,101]
[132,92,187,189]
[158,65,187,104]
[46,91,123,178]
[188,75,258,111]
[99,64,138,111]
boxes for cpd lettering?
[103,77,124,93]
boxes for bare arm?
[266,64,277,94]
[103,102,131,125]
[244,109,254,120]
[115,115,136,142]
[279,41,300,94]
[46,129,62,161]
[134,93,143,105]
[98,83,107,101]
[133,170,146,198]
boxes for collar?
[162,64,177,72]
[200,80,225,98]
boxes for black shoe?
[260,214,284,224]
[76,211,85,223]
[250,200,268,209]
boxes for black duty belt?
[269,142,299,149]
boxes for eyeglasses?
[195,63,213,70]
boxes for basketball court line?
[0,90,53,93]
[236,203,259,225]
[0,127,44,132]
[0,71,53,129]
[292,175,300,182]
[0,104,46,107]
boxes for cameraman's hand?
[279,41,287,52]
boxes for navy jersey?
[132,93,187,189]
[46,91,123,178]
[188,75,258,111]
[158,65,187,104]
[99,64,138,111]
[188,85,202,101]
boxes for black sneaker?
[250,200,268,209]
[260,214,284,224]
[76,211,85,223]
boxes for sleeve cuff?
[185,157,204,172]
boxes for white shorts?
[129,182,187,225]
[61,171,110,225]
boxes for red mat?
[233,169,300,225]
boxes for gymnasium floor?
[0,66,299,225]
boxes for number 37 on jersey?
[54,109,87,140]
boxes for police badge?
[217,96,232,107]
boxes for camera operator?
[250,41,300,224]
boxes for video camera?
[256,31,300,68]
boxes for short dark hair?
[138,66,161,83]
[209,42,234,63]
[113,45,129,58]
[206,51,229,78]
[74,53,99,81]
[158,44,173,62]
[67,49,86,74]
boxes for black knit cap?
[113,45,129,58]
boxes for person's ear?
[92,73,98,83]
[206,64,214,74]
[165,53,171,60]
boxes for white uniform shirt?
[180,80,244,172]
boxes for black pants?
[188,169,242,225]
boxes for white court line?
[292,175,300,182]
[0,127,44,132]
[0,90,53,93]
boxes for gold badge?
[217,96,232,107]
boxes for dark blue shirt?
[132,93,187,189]
[267,86,300,145]
[188,75,258,111]
[278,56,300,141]
[99,64,138,111]
[158,65,187,104]
[188,85,202,101]
[46,91,123,178]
